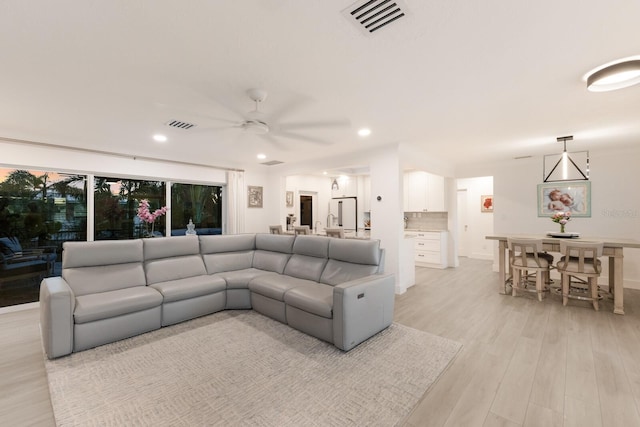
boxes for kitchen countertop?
[285,229,371,240]
[404,228,448,232]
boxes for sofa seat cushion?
[150,275,226,303]
[74,286,162,324]
[249,274,316,302]
[214,268,272,289]
[284,284,334,319]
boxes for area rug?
[44,311,461,426]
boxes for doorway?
[300,195,313,227]
[457,189,469,257]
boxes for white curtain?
[226,170,245,234]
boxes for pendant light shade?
[586,58,640,92]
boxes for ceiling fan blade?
[260,134,290,151]
[277,119,351,131]
[276,131,333,146]
[188,123,243,133]
[265,94,312,123]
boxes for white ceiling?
[1,0,639,174]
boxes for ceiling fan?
[205,88,351,149]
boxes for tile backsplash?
[404,211,448,230]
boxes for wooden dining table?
[486,234,640,315]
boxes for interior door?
[299,195,313,227]
[457,189,469,257]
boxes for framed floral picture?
[481,195,493,212]
[537,181,591,217]
[247,185,263,208]
[286,191,294,207]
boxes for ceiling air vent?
[261,160,284,166]
[342,0,409,36]
[165,119,197,130]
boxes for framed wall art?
[286,191,294,207]
[481,195,493,212]
[247,185,263,208]
[537,181,591,217]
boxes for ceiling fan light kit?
[585,57,640,92]
[241,120,270,134]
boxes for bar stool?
[325,228,345,238]
[269,225,283,234]
[557,240,603,311]
[294,226,311,235]
[507,238,554,301]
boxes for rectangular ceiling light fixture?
[342,0,409,36]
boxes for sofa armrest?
[332,273,395,351]
[40,276,75,359]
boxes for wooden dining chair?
[325,228,345,238]
[557,240,604,311]
[269,225,283,234]
[294,226,311,235]
[507,238,554,301]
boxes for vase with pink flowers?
[137,199,168,237]
[551,211,571,233]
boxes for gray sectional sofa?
[39,233,395,359]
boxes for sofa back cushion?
[200,234,256,274]
[145,255,207,284]
[283,236,329,282]
[320,239,383,286]
[142,236,206,284]
[200,234,256,254]
[143,236,200,261]
[327,239,381,265]
[62,240,146,296]
[252,234,295,274]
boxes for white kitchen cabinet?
[331,176,357,198]
[405,231,448,269]
[427,173,445,211]
[403,171,445,212]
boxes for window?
[171,183,222,235]
[0,168,87,307]
[1,169,224,308]
[94,177,166,240]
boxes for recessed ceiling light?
[153,134,168,142]
[357,128,371,137]
[584,56,640,92]
[257,153,267,160]
[323,171,328,175]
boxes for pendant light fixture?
[585,57,640,92]
[543,136,590,182]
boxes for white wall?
[456,176,494,260]
[0,139,227,184]
[370,145,412,293]
[243,169,280,234]
[285,174,332,230]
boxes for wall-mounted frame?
[481,195,493,212]
[286,191,294,207]
[247,185,263,208]
[537,181,591,217]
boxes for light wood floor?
[1,258,639,426]
[398,258,640,427]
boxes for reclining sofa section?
[39,233,395,359]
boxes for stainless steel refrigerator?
[329,197,357,230]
